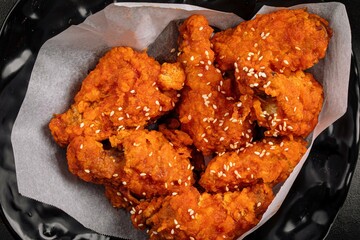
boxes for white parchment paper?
[11,2,351,239]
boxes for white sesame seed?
[122,181,127,185]
[188,115,192,120]
[80,144,83,149]
[190,56,194,61]
[80,122,85,128]
[283,60,289,65]
[203,138,209,143]
[172,192,177,196]
[84,169,90,173]
[130,89,136,94]
[295,46,301,50]
[140,173,146,177]
[171,229,175,234]
[198,73,203,77]
[113,173,118,177]
[95,129,101,134]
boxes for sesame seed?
[130,89,136,94]
[80,144,83,149]
[140,173,146,177]
[95,129,101,134]
[80,122,84,128]
[190,56,194,61]
[172,192,178,196]
[188,115,192,120]
[283,60,289,65]
[84,169,90,173]
[171,229,175,234]
[257,202,262,207]
[295,46,301,50]
[113,173,118,177]
[198,73,203,77]
[122,181,127,185]
[203,138,209,143]
[224,126,229,131]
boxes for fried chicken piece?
[250,71,323,137]
[212,9,332,73]
[131,184,273,240]
[199,137,307,193]
[67,129,194,208]
[177,15,254,156]
[49,47,185,147]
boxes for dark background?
[0,0,359,239]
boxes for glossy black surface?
[0,0,359,240]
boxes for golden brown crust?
[49,47,184,147]
[212,8,332,72]
[177,15,254,156]
[199,137,307,193]
[131,184,274,240]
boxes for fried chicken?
[131,184,273,240]
[199,137,307,193]
[177,15,254,156]
[49,47,185,147]
[211,9,329,138]
[67,129,194,208]
[250,71,324,137]
[212,8,332,73]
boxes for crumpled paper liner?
[11,2,351,239]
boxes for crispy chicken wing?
[249,71,323,137]
[177,15,254,156]
[67,129,194,208]
[49,47,185,147]
[199,137,307,193]
[131,184,273,240]
[212,9,332,73]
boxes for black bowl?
[0,0,359,239]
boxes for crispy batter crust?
[177,15,254,156]
[212,8,332,72]
[49,47,184,147]
[131,184,273,240]
[199,137,307,193]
